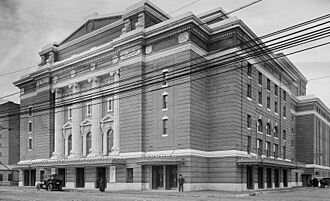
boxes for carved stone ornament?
[53,76,58,83]
[178,32,189,44]
[145,45,152,54]
[70,70,76,78]
[112,56,119,64]
[90,63,97,71]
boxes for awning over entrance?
[136,156,184,165]
[237,157,305,169]
[13,157,126,168]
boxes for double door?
[152,165,178,190]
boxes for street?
[1,187,330,201]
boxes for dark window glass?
[247,115,251,128]
[163,94,168,109]
[257,139,263,156]
[267,96,270,109]
[126,168,133,183]
[275,84,278,96]
[258,91,262,105]
[247,136,251,154]
[162,119,168,135]
[247,84,252,98]
[267,79,270,91]
[258,72,262,85]
[247,63,252,77]
[257,119,263,133]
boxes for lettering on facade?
[120,47,141,60]
[109,166,116,183]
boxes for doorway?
[152,165,178,190]
[246,166,254,189]
[283,169,288,187]
[274,169,280,188]
[76,168,85,188]
[257,167,264,189]
[266,168,272,188]
[96,167,106,188]
[58,168,66,187]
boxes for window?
[162,118,168,136]
[247,84,252,98]
[0,174,2,181]
[247,136,251,154]
[107,97,113,112]
[283,90,287,101]
[8,174,13,182]
[0,143,2,148]
[266,141,271,157]
[283,130,287,140]
[267,79,270,91]
[257,119,263,133]
[275,101,278,114]
[28,121,32,132]
[258,72,262,86]
[266,123,271,135]
[274,144,279,158]
[107,129,114,154]
[86,132,91,155]
[274,84,278,96]
[68,135,72,155]
[86,102,92,116]
[29,138,32,149]
[162,70,168,86]
[291,140,294,147]
[247,63,252,77]
[283,106,286,117]
[257,139,263,156]
[283,146,286,159]
[267,96,270,109]
[274,125,279,138]
[247,115,251,129]
[68,106,72,119]
[126,168,133,183]
[29,106,32,116]
[258,91,262,105]
[162,94,168,109]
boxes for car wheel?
[36,184,41,191]
[47,184,53,191]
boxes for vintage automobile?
[36,174,63,191]
[320,178,330,188]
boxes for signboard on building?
[109,166,116,183]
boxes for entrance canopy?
[237,157,305,169]
[137,156,184,166]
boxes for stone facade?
[13,0,328,191]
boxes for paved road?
[1,186,330,201]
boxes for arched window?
[107,129,114,154]
[86,132,92,155]
[68,135,72,155]
[266,123,271,135]
[274,126,279,138]
[257,119,263,133]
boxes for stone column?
[88,77,103,157]
[113,70,120,154]
[51,88,64,160]
[68,83,82,159]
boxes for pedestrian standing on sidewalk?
[178,174,184,192]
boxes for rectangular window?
[274,144,279,158]
[29,138,32,150]
[283,130,287,140]
[0,143,1,148]
[258,91,262,105]
[275,84,278,96]
[266,141,271,157]
[162,118,168,136]
[283,146,286,159]
[247,136,251,154]
[257,139,263,156]
[283,90,287,101]
[126,168,133,183]
[107,97,113,112]
[28,121,32,132]
[267,96,270,109]
[247,84,252,98]
[162,70,168,86]
[8,174,12,182]
[258,72,262,86]
[0,174,2,181]
[86,102,92,116]
[29,106,32,116]
[275,101,278,114]
[162,94,168,109]
[267,79,270,91]
[247,63,252,77]
[291,140,294,147]
[247,114,251,129]
[68,106,72,119]
[283,106,286,117]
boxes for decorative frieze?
[120,46,141,60]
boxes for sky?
[0,0,329,106]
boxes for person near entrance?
[178,174,184,192]
[99,177,105,192]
